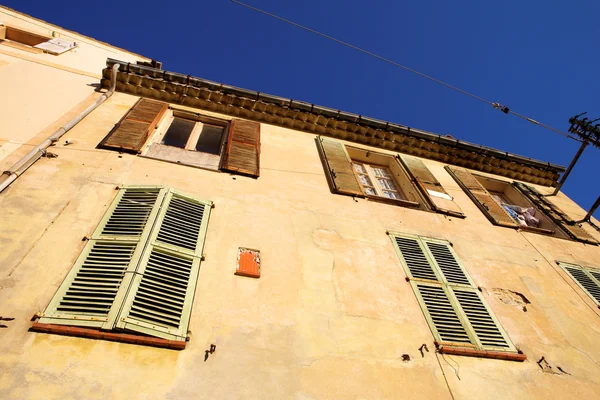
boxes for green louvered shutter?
[560,262,600,306]
[39,187,165,329]
[451,287,511,349]
[391,233,516,352]
[115,189,212,341]
[414,282,472,345]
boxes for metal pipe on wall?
[0,63,120,193]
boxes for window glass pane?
[377,177,398,191]
[383,191,402,199]
[353,163,367,174]
[195,124,224,154]
[358,174,373,187]
[372,167,391,178]
[161,118,195,148]
[365,187,377,195]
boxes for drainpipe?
[0,63,120,193]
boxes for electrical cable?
[230,0,583,143]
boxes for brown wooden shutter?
[513,182,598,245]
[221,119,261,177]
[99,99,167,154]
[445,166,518,228]
[316,137,363,197]
[399,155,464,218]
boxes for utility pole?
[550,113,600,196]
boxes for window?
[353,162,404,200]
[32,186,212,349]
[316,137,464,216]
[446,166,598,244]
[99,99,261,178]
[0,25,76,55]
[391,233,524,361]
[144,110,228,170]
[560,261,600,306]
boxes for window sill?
[518,226,555,236]
[365,194,420,208]
[437,344,526,362]
[0,40,44,54]
[30,322,186,350]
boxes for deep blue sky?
[7,0,600,215]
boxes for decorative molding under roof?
[101,59,565,186]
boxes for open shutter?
[560,262,600,305]
[99,99,167,154]
[513,182,598,245]
[221,119,261,177]
[316,137,363,196]
[445,166,518,228]
[115,190,212,341]
[399,156,464,217]
[39,187,165,329]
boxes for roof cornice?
[101,59,564,186]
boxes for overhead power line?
[230,0,583,143]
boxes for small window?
[99,100,262,178]
[144,110,228,171]
[445,166,600,243]
[391,233,523,361]
[353,162,404,200]
[0,25,76,55]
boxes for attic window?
[0,25,76,55]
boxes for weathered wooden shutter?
[115,190,212,341]
[560,262,600,305]
[445,166,518,228]
[221,119,261,177]
[513,182,598,245]
[39,187,165,329]
[391,233,515,351]
[398,156,464,217]
[316,137,363,196]
[99,99,168,154]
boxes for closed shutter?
[115,190,212,341]
[221,119,261,177]
[39,187,165,329]
[398,156,464,217]
[513,182,598,245]
[316,137,363,196]
[445,166,518,228]
[560,262,600,305]
[391,233,515,352]
[99,99,168,154]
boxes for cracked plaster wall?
[2,70,600,400]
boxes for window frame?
[0,25,76,55]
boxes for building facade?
[2,6,600,399]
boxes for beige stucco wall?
[1,88,600,399]
[0,6,149,165]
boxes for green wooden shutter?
[513,182,599,245]
[413,282,472,345]
[39,187,165,329]
[451,287,511,349]
[391,233,516,352]
[115,190,212,341]
[445,166,518,228]
[316,137,364,197]
[398,155,465,217]
[560,262,600,305]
